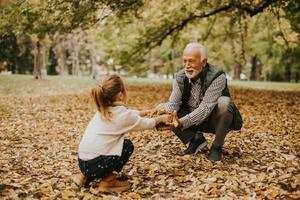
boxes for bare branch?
[238,0,280,17]
[128,0,284,61]
[131,3,233,57]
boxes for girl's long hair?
[91,75,126,121]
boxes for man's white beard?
[185,68,201,79]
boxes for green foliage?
[0,32,19,72]
[97,0,298,81]
[0,0,299,82]
[284,1,300,34]
[0,0,144,36]
[267,64,285,81]
[47,48,58,75]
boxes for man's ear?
[202,58,207,66]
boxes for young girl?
[72,75,171,192]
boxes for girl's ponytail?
[91,75,125,121]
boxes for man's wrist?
[178,118,184,128]
[179,115,193,129]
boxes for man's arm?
[157,80,182,113]
[179,74,226,129]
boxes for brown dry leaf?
[173,170,186,176]
[61,189,76,199]
[127,192,142,199]
[1,83,299,199]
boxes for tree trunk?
[33,41,43,79]
[233,64,242,80]
[72,47,80,76]
[285,63,291,82]
[42,39,48,78]
[257,61,263,81]
[250,55,257,80]
[71,36,80,76]
[89,47,97,79]
[53,33,68,75]
[57,45,68,75]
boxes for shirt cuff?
[179,114,193,129]
[155,103,174,113]
[131,109,140,116]
[145,118,156,128]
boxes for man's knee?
[217,96,232,114]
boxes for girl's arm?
[123,110,172,132]
[139,110,151,117]
[127,108,153,117]
[139,109,159,117]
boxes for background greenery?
[0,0,299,82]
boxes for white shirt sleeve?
[117,109,156,132]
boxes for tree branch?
[131,3,233,57]
[238,0,280,17]
[127,0,284,62]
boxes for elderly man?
[159,43,242,161]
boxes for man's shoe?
[183,137,208,155]
[208,144,223,161]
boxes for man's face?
[182,49,205,79]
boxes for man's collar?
[188,77,201,84]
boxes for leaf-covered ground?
[0,81,299,199]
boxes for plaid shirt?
[164,74,226,129]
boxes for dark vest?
[175,64,243,130]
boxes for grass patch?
[0,75,97,96]
[228,80,300,90]
[1,74,299,96]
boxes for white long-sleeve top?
[78,102,155,160]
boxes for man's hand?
[140,108,179,130]
[155,111,180,131]
[171,111,181,128]
[154,114,172,125]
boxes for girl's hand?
[155,111,180,130]
[139,109,154,117]
[140,108,168,117]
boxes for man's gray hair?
[184,43,208,61]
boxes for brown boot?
[98,173,130,192]
[71,173,87,187]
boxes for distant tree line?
[0,0,299,82]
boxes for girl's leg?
[74,139,134,191]
[98,139,133,192]
[77,138,134,181]
[113,139,134,173]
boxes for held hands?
[155,114,172,125]
[148,109,180,131]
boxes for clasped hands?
[140,109,180,131]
